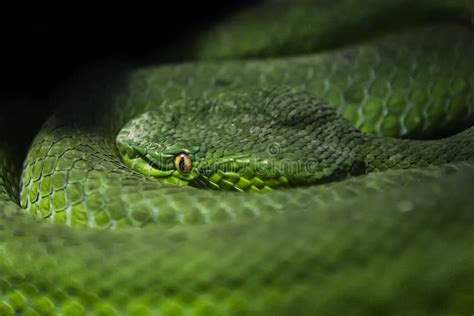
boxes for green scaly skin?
[1,1,474,315]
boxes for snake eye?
[174,153,192,174]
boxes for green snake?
[1,0,474,315]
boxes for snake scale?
[1,0,474,315]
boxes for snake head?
[116,89,367,191]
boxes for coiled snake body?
[1,1,474,315]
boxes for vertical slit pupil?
[179,157,186,172]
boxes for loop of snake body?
[1,0,474,315]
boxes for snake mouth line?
[118,146,306,192]
[121,150,291,191]
[119,148,353,192]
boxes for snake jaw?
[116,139,200,186]
[117,137,349,191]
[119,143,290,191]
[121,153,199,186]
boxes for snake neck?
[359,127,474,173]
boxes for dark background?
[0,3,256,100]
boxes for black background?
[0,3,255,100]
